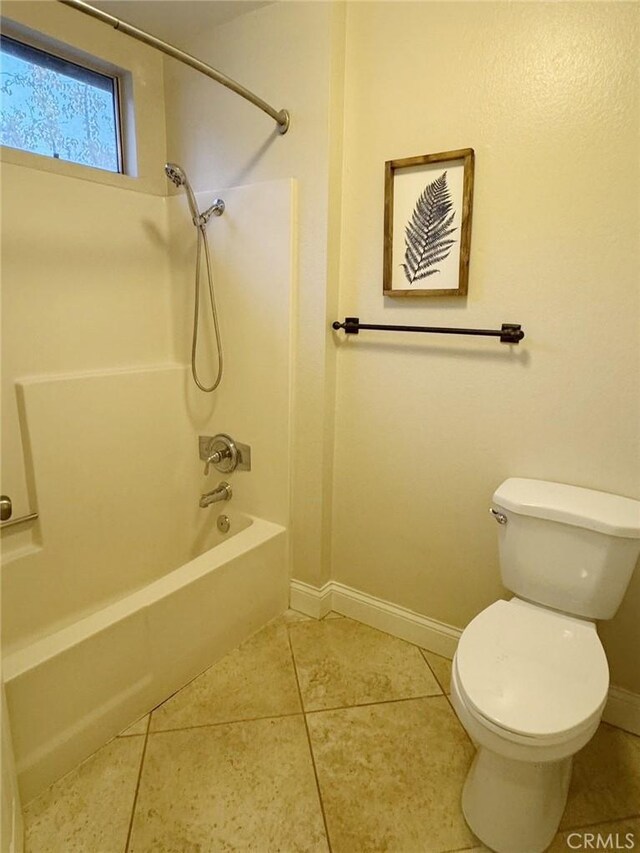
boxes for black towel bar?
[332,318,525,344]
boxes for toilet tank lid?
[493,478,640,539]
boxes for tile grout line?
[417,647,476,747]
[418,647,448,696]
[286,625,334,853]
[145,693,451,737]
[123,712,151,853]
[305,692,446,716]
[148,709,305,735]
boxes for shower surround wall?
[0,0,172,648]
[1,2,294,802]
[163,0,346,595]
[166,180,295,529]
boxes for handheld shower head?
[164,162,201,226]
[165,163,186,188]
[164,162,225,228]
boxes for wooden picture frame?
[383,148,474,297]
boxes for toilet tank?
[492,479,640,620]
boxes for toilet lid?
[456,599,609,740]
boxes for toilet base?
[462,747,572,853]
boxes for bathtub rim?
[3,514,285,682]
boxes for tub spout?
[199,482,232,508]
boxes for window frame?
[0,5,167,197]
[0,26,129,176]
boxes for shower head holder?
[199,199,225,225]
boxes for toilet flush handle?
[489,508,508,525]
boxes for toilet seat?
[455,598,609,743]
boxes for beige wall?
[163,1,345,587]
[163,0,639,693]
[332,2,640,692]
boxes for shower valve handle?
[201,434,238,475]
[199,434,251,475]
[204,449,228,475]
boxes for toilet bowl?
[451,598,608,853]
[451,479,640,853]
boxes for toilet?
[451,478,640,853]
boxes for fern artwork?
[402,171,457,285]
[383,149,474,297]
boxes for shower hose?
[192,222,223,393]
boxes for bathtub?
[3,513,288,803]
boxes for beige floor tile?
[119,715,149,737]
[561,723,640,829]
[129,716,328,852]
[150,619,301,731]
[421,650,452,694]
[289,617,442,711]
[24,736,143,853]
[322,611,344,620]
[306,696,476,853]
[550,816,640,851]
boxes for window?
[0,34,122,173]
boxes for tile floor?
[24,611,640,852]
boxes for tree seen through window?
[0,35,120,173]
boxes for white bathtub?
[3,514,288,803]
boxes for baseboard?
[289,580,333,620]
[602,685,640,737]
[289,579,461,657]
[289,579,640,736]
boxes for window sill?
[0,144,164,196]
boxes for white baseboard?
[289,580,333,620]
[289,579,640,737]
[330,582,461,658]
[602,686,640,737]
[289,579,461,657]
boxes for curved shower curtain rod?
[57,0,290,134]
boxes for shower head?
[165,162,187,188]
[165,162,201,226]
[164,162,225,228]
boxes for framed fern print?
[383,149,474,297]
